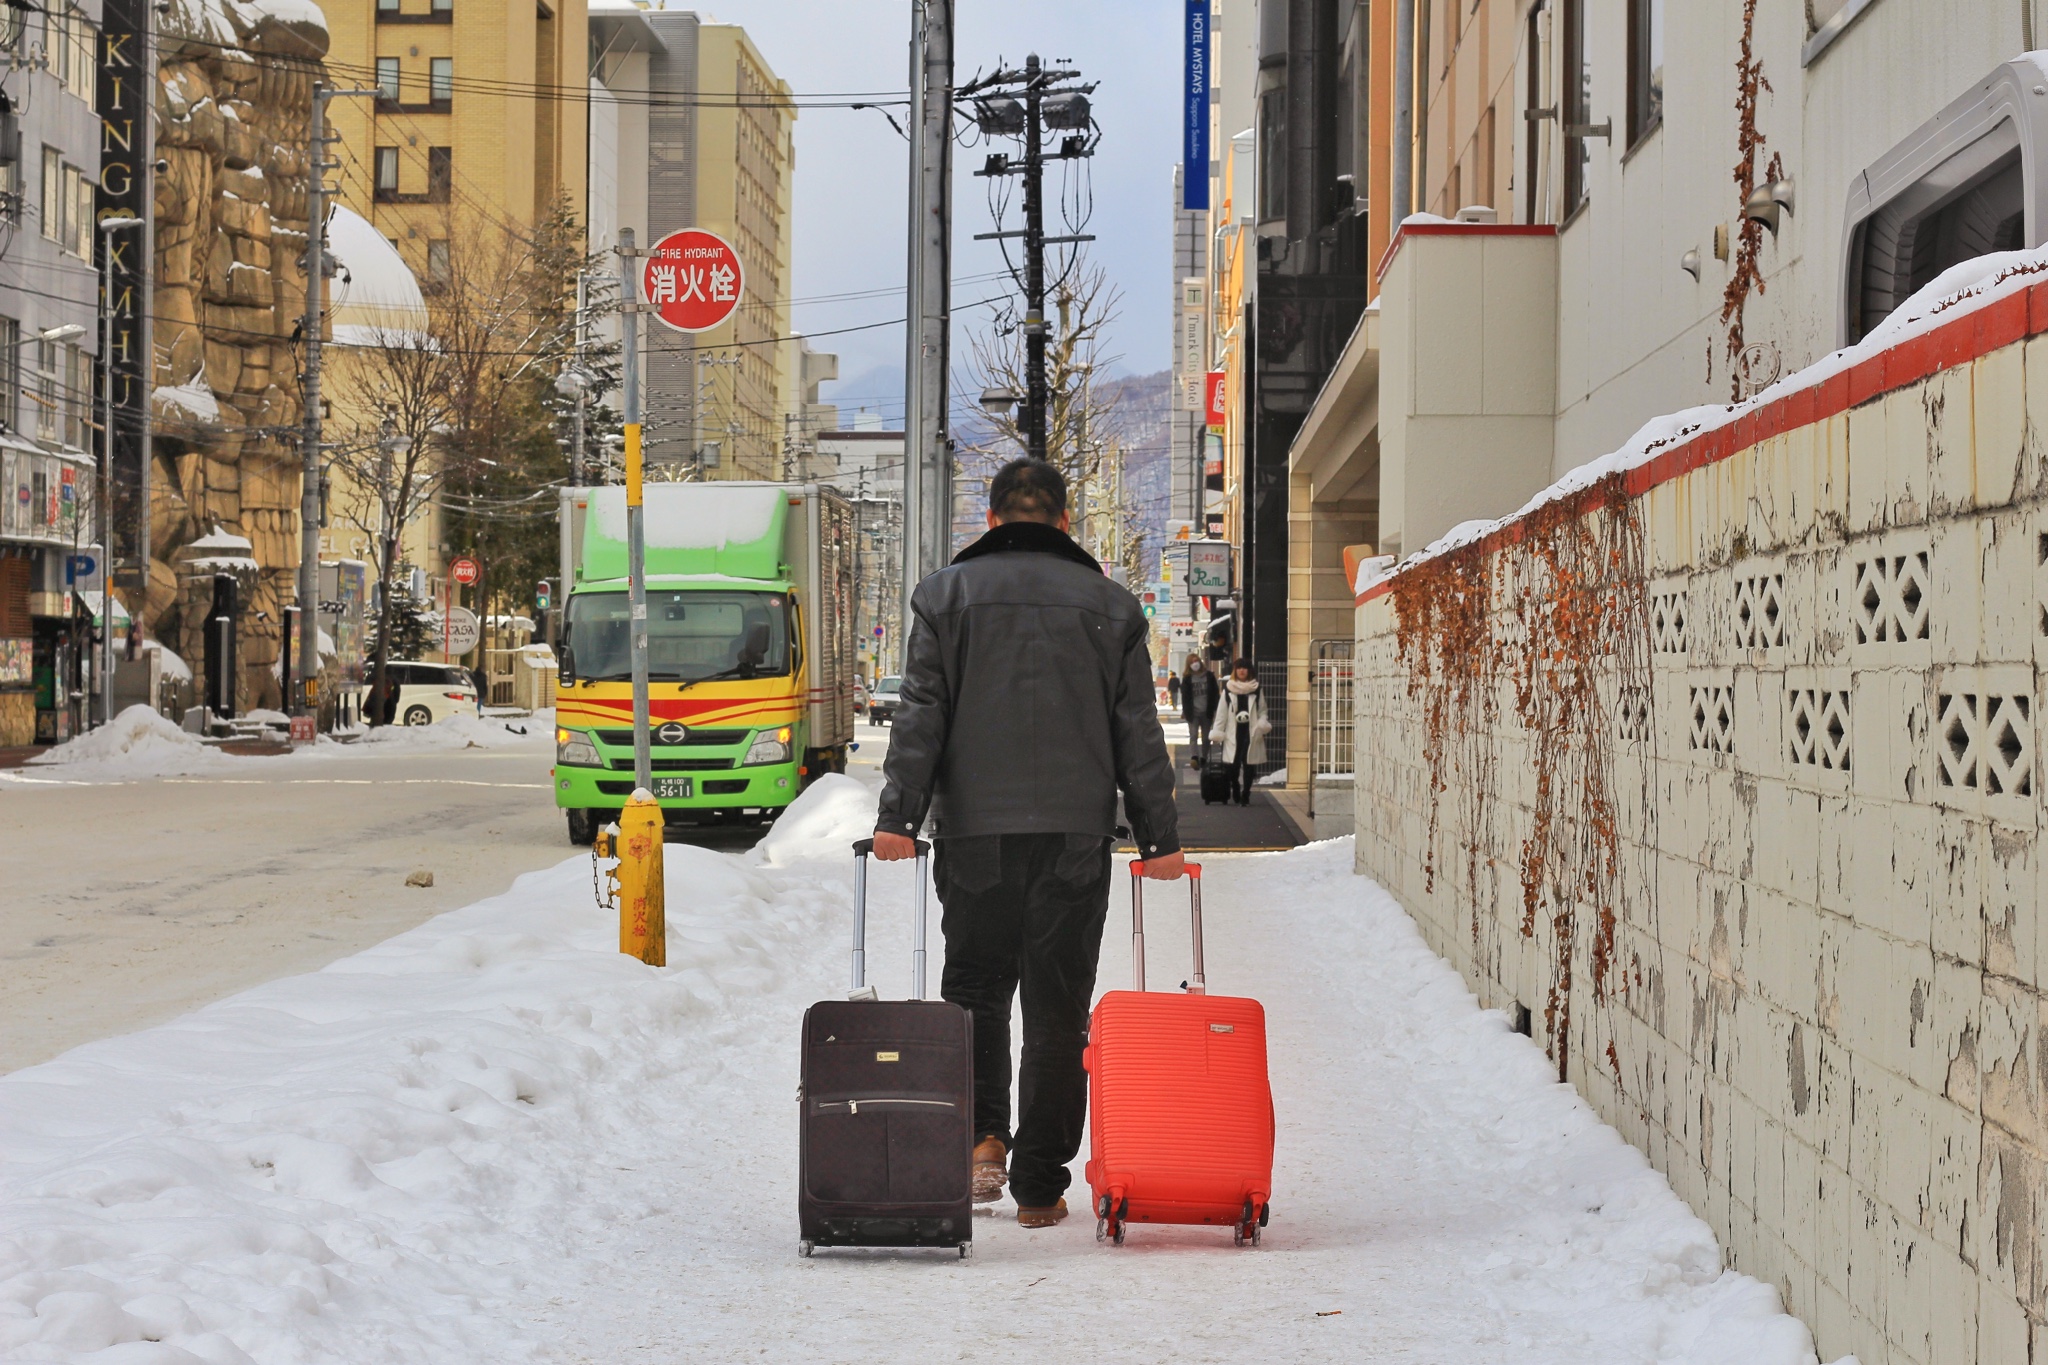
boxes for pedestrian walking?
[871,457,1182,1230]
[1181,655,1219,767]
[1166,671,1181,708]
[1210,659,1269,805]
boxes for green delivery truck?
[552,481,856,844]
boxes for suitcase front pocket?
[805,1099,966,1205]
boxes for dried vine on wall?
[1720,0,1782,400]
[1392,476,1653,1081]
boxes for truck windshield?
[567,590,791,682]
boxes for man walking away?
[1181,655,1218,769]
[1210,658,1269,805]
[872,458,1182,1229]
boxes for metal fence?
[1310,638,1357,776]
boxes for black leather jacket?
[875,521,1181,857]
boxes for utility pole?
[296,82,378,723]
[619,227,651,792]
[967,57,1096,468]
[904,0,954,584]
[1021,54,1047,463]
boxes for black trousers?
[1228,719,1254,801]
[934,832,1113,1207]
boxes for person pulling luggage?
[1181,655,1219,769]
[871,457,1182,1230]
[1210,659,1270,806]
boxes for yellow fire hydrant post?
[615,789,665,965]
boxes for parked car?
[380,661,481,725]
[867,674,903,724]
[853,678,870,713]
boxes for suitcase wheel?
[1233,1199,1264,1248]
[1096,1193,1128,1246]
[798,1240,814,1258]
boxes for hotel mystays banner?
[1182,0,1209,211]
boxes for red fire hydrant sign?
[644,229,745,334]
[449,556,481,586]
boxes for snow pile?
[1380,241,2048,581]
[24,704,227,777]
[139,639,193,683]
[1255,765,1288,786]
[752,772,878,866]
[350,713,534,751]
[0,846,837,1363]
[0,836,1840,1363]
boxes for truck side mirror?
[558,645,576,687]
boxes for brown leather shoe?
[972,1137,1007,1203]
[1016,1197,1068,1228]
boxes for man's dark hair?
[988,458,1067,522]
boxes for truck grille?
[609,756,734,772]
[595,727,746,747]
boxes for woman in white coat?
[1209,659,1270,806]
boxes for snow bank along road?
[0,777,1832,1363]
[0,712,583,1073]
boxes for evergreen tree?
[369,589,435,662]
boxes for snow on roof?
[155,378,220,423]
[587,484,783,550]
[1370,243,2048,592]
[327,204,431,348]
[185,524,253,553]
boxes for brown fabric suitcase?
[797,839,974,1257]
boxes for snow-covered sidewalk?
[0,779,1828,1364]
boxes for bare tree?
[327,314,452,726]
[964,263,1144,578]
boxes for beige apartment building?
[589,4,797,478]
[323,0,589,284]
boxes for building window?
[49,6,97,107]
[375,146,400,199]
[1257,86,1285,224]
[376,57,401,106]
[1627,0,1664,149]
[1561,0,1588,216]
[40,146,58,241]
[431,0,451,12]
[426,239,450,290]
[377,0,398,12]
[430,57,452,105]
[67,164,89,258]
[0,316,16,433]
[427,146,451,202]
[1524,4,1542,223]
[33,341,58,442]
[42,151,90,257]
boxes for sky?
[700,0,1187,422]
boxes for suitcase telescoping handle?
[849,837,933,1002]
[1126,861,1205,995]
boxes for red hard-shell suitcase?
[1084,861,1274,1246]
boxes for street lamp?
[978,385,1021,414]
[9,323,86,347]
[94,215,145,728]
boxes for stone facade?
[145,0,326,709]
[1354,290,2048,1364]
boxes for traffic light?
[536,580,553,611]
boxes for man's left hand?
[1141,850,1186,881]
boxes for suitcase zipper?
[813,1097,958,1116]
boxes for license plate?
[653,777,693,800]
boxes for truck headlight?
[556,728,602,766]
[744,725,793,766]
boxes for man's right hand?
[871,831,919,861]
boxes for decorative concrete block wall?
[1354,291,2048,1365]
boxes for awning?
[71,590,131,629]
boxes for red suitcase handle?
[1125,861,1205,995]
